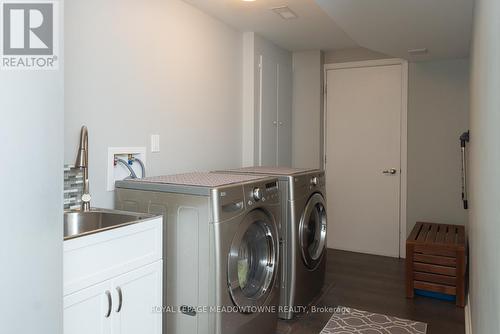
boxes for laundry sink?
[64,209,153,240]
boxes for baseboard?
[327,246,399,259]
[465,293,472,334]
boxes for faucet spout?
[75,126,91,211]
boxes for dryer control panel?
[289,171,326,201]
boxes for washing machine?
[114,172,281,334]
[213,167,327,320]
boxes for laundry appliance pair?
[114,167,327,334]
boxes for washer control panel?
[252,187,264,201]
[310,176,319,186]
[211,177,279,222]
[244,179,280,207]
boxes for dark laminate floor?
[277,249,465,334]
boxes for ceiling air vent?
[272,6,298,20]
[408,48,429,56]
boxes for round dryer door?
[299,193,327,270]
[227,209,279,312]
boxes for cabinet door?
[64,280,113,334]
[259,54,279,166]
[257,54,293,167]
[112,260,163,334]
[277,61,292,166]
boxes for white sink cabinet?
[63,217,163,334]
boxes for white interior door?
[325,63,404,258]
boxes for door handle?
[382,168,397,175]
[116,287,123,313]
[104,290,112,318]
[221,201,243,213]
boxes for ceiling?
[182,0,357,51]
[183,0,475,60]
[316,0,475,61]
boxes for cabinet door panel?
[278,61,292,166]
[64,280,112,334]
[112,261,163,334]
[259,54,278,166]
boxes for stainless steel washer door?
[299,193,327,270]
[227,209,279,312]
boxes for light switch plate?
[151,135,160,153]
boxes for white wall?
[0,2,64,333]
[407,59,470,233]
[65,0,243,208]
[324,47,389,64]
[468,0,500,333]
[292,50,324,169]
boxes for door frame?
[323,58,408,258]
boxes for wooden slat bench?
[406,222,467,307]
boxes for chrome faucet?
[75,126,91,211]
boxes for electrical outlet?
[107,147,146,191]
[151,134,160,153]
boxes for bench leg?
[456,249,465,307]
[406,243,414,298]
